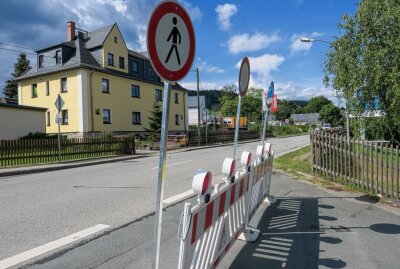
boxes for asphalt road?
[26,164,400,268]
[0,135,309,267]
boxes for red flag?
[271,94,278,113]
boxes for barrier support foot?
[264,195,277,204]
[238,227,260,242]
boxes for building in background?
[0,103,46,139]
[15,21,188,136]
[290,113,320,126]
[188,96,206,125]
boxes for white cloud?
[273,81,338,104]
[215,3,237,30]
[236,54,285,87]
[289,32,324,54]
[228,33,280,54]
[181,1,203,21]
[196,58,224,74]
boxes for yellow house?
[15,21,189,136]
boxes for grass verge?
[274,145,385,203]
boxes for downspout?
[183,91,187,134]
[89,72,94,137]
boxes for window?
[108,53,114,66]
[119,57,125,69]
[149,67,154,76]
[131,84,140,98]
[175,114,180,125]
[60,77,67,93]
[103,109,111,124]
[46,111,51,126]
[102,78,110,93]
[46,81,50,96]
[174,92,179,104]
[132,112,141,125]
[114,36,118,43]
[155,89,162,101]
[31,84,37,98]
[132,61,138,73]
[38,55,43,68]
[55,50,61,64]
[61,110,68,125]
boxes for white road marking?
[163,189,194,204]
[152,160,192,170]
[0,224,110,269]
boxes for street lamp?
[300,37,350,141]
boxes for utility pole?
[196,67,201,146]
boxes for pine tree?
[2,53,32,98]
[145,101,163,133]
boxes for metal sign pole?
[57,94,61,163]
[152,81,171,269]
[261,107,269,145]
[205,109,208,146]
[233,95,242,160]
[58,115,61,162]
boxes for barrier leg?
[238,166,260,243]
[263,154,278,205]
[263,195,277,204]
[178,203,192,269]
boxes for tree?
[145,101,163,133]
[303,96,332,113]
[324,0,400,143]
[241,88,263,121]
[2,53,32,98]
[273,99,303,121]
[219,85,238,117]
[319,103,344,126]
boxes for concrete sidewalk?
[219,172,400,269]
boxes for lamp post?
[300,37,350,141]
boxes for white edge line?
[152,160,192,170]
[0,224,110,269]
[163,189,195,204]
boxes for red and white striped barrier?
[178,148,275,269]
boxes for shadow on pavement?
[229,197,346,269]
[370,223,400,234]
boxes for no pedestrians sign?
[147,0,196,82]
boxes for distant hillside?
[187,90,309,113]
[290,100,309,107]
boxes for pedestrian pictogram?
[165,17,181,65]
[147,0,196,82]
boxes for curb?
[0,139,263,178]
[0,154,155,178]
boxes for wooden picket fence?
[311,130,399,200]
[0,136,135,167]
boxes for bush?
[269,125,309,136]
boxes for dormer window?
[108,53,114,66]
[55,50,61,64]
[119,57,125,69]
[114,36,118,43]
[38,55,44,68]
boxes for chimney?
[67,21,76,41]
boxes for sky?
[0,0,359,103]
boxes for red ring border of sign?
[238,57,250,97]
[147,0,196,82]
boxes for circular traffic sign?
[147,0,196,82]
[238,57,250,97]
